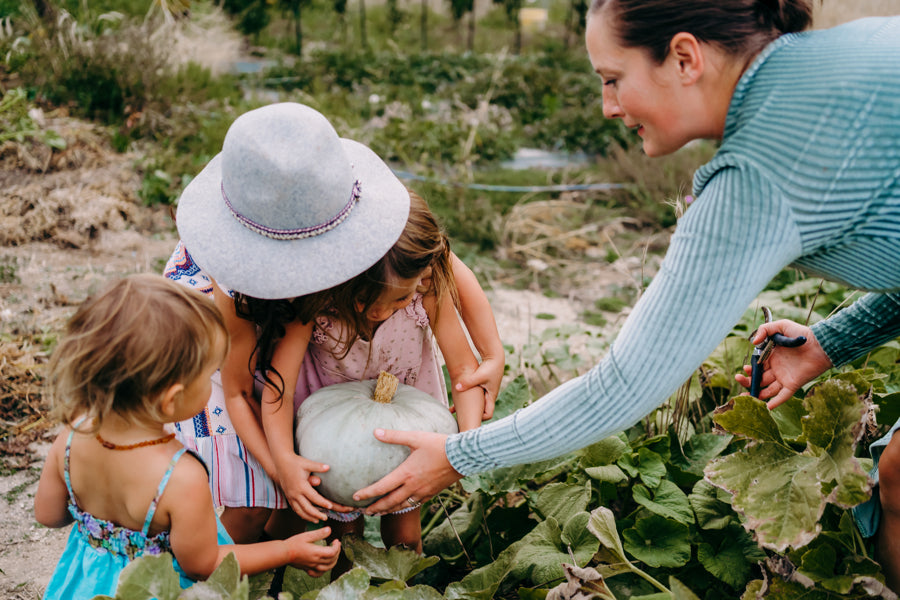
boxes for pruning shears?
[749,306,807,398]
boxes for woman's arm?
[33,430,73,528]
[424,293,485,431]
[357,166,804,512]
[449,253,505,411]
[214,284,279,480]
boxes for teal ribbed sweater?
[447,16,900,475]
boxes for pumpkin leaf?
[579,435,629,468]
[316,567,372,599]
[361,582,446,599]
[669,432,732,477]
[532,481,591,524]
[617,448,666,489]
[669,576,702,600]
[282,564,331,598]
[461,454,574,495]
[512,514,600,585]
[705,384,873,552]
[343,537,439,582]
[586,506,629,565]
[632,480,694,525]
[109,553,182,600]
[696,525,765,588]
[622,515,691,568]
[689,479,735,530]
[487,375,531,422]
[423,493,485,559]
[180,553,249,600]
[444,544,519,599]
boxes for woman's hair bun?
[755,0,814,34]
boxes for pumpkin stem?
[373,371,399,404]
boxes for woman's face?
[586,11,691,157]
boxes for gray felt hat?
[175,102,410,299]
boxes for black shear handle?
[749,353,763,398]
[749,333,807,398]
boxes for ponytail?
[754,0,814,34]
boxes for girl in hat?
[34,274,340,600]
[166,103,502,556]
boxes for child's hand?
[453,355,503,420]
[279,456,339,523]
[286,527,341,577]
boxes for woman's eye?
[603,78,617,87]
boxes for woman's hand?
[735,319,833,409]
[278,455,353,522]
[353,429,462,515]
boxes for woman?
[355,0,900,586]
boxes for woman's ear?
[160,384,185,417]
[669,32,705,84]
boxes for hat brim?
[175,139,409,299]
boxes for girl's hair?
[589,0,816,63]
[49,274,228,432]
[238,189,458,403]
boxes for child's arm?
[259,320,347,522]
[449,253,505,415]
[425,293,486,432]
[166,455,340,579]
[213,285,279,481]
[34,429,73,528]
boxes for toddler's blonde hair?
[48,273,228,431]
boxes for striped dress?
[445,16,900,527]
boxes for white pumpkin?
[295,371,459,507]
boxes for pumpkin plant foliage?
[102,275,900,599]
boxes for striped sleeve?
[447,165,802,474]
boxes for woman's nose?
[602,92,622,119]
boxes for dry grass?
[814,0,900,28]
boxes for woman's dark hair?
[589,0,816,63]
[235,189,458,405]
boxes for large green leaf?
[579,435,629,468]
[107,553,183,600]
[423,493,485,559]
[486,375,531,422]
[181,553,249,600]
[688,479,735,530]
[282,564,330,599]
[632,480,694,525]
[511,514,600,585]
[316,567,372,599]
[532,481,591,524]
[461,455,574,495]
[586,507,628,564]
[668,576,702,600]
[618,448,666,489]
[669,432,732,477]
[361,582,446,599]
[622,515,691,568]
[444,545,519,599]
[342,537,439,582]
[705,383,873,552]
[696,525,765,589]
